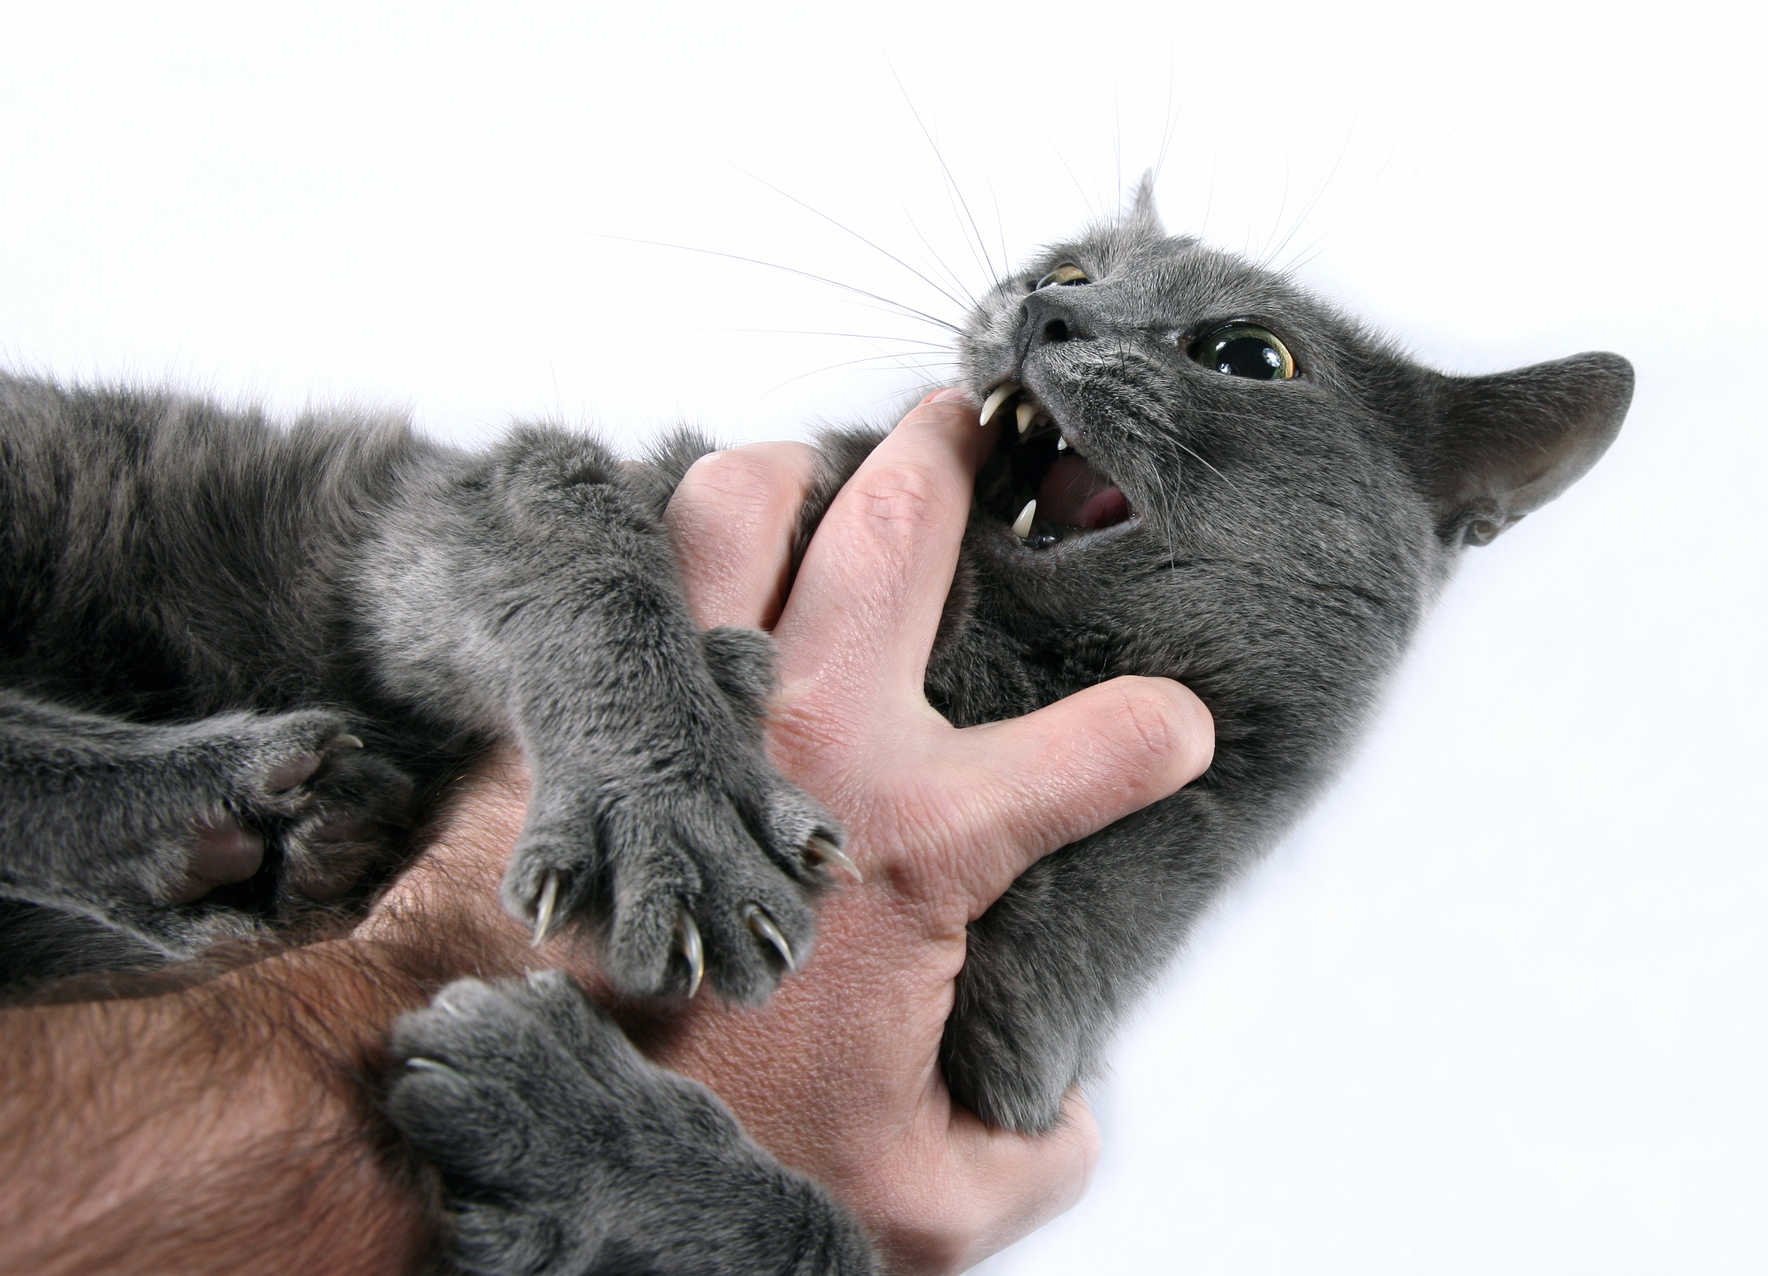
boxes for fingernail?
[930,386,971,405]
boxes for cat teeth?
[981,380,1064,445]
[1011,498,1037,538]
[980,382,1019,428]
[1056,433,1070,452]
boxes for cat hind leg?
[0,694,396,959]
[387,972,877,1275]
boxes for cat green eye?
[1034,263,1088,289]
[1189,323,1297,381]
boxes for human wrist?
[1,938,445,1275]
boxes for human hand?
[641,389,1215,1272]
[360,390,1213,1273]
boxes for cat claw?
[674,911,704,999]
[746,906,796,972]
[267,733,364,795]
[806,834,861,884]
[530,871,562,948]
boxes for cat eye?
[1189,323,1298,381]
[1033,264,1089,290]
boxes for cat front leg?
[388,971,877,1275]
[939,798,1228,1133]
[361,428,845,1004]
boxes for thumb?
[935,1090,1102,1271]
[933,677,1214,909]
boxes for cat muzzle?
[976,381,1131,548]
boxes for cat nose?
[1019,289,1093,355]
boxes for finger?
[919,677,1215,909]
[942,1090,1101,1270]
[773,389,991,697]
[665,442,819,630]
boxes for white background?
[4,3,1763,1273]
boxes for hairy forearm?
[0,761,565,1275]
[0,938,458,1274]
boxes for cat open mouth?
[974,380,1132,549]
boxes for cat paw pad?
[162,711,398,906]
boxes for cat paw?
[700,625,778,721]
[502,627,850,1005]
[503,767,842,1004]
[388,973,873,1275]
[278,750,418,901]
[938,933,1086,1134]
[153,708,365,903]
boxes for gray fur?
[0,189,1630,1273]
[391,971,875,1274]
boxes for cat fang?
[977,379,1134,549]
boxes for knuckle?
[1118,682,1173,759]
[847,462,947,534]
[903,394,978,431]
[674,446,807,519]
[1111,678,1214,783]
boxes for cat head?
[956,178,1632,603]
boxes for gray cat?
[0,183,1630,1273]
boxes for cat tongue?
[1036,454,1129,529]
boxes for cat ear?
[1127,170,1162,230]
[1427,351,1632,546]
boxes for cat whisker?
[1200,151,1218,242]
[989,181,1010,294]
[892,68,1003,291]
[763,353,960,397]
[1113,86,1123,207]
[903,210,982,311]
[723,327,952,350]
[601,234,963,336]
[742,171,974,318]
[940,180,998,294]
[1140,450,1184,571]
[1279,240,1330,278]
[1151,55,1179,192]
[784,351,957,374]
[1054,147,1098,221]
[1172,439,1233,492]
[1261,129,1350,275]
